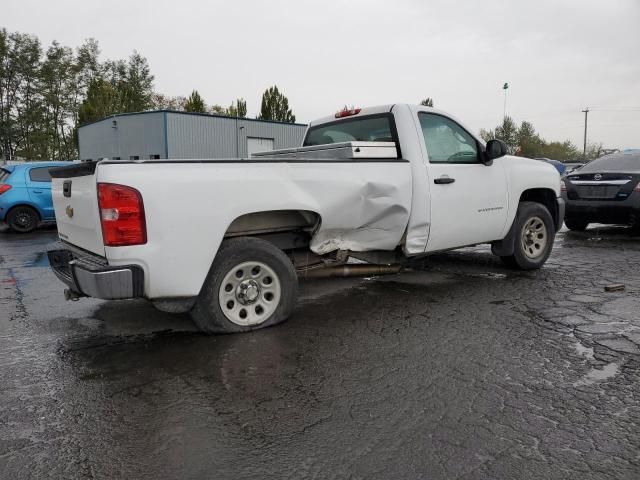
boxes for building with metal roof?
[77,110,308,161]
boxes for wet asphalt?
[1,225,639,479]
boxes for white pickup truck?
[48,104,564,333]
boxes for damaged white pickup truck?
[48,104,564,333]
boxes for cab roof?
[308,103,461,127]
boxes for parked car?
[535,158,567,175]
[562,150,640,230]
[47,104,563,334]
[0,161,70,233]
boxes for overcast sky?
[5,0,640,148]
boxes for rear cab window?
[303,113,402,157]
[28,167,53,183]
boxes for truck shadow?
[56,270,503,382]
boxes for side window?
[29,167,52,183]
[419,113,479,164]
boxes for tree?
[515,121,545,158]
[0,29,42,161]
[1,29,156,161]
[116,51,154,112]
[420,98,434,107]
[184,90,206,113]
[258,85,295,123]
[481,117,581,161]
[210,104,226,115]
[151,92,186,111]
[541,141,579,161]
[226,98,247,117]
[585,142,603,160]
[39,41,78,160]
[77,78,119,125]
[480,116,519,154]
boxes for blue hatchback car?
[0,161,71,233]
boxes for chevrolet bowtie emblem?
[65,205,74,218]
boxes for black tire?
[500,201,555,270]
[6,206,39,233]
[190,237,298,334]
[564,217,589,231]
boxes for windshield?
[304,114,396,146]
[579,152,640,173]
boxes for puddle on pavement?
[24,252,49,268]
[467,272,508,280]
[574,363,619,387]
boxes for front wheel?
[6,206,39,233]
[190,237,298,334]
[500,201,555,270]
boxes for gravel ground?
[1,225,639,479]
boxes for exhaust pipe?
[299,264,402,278]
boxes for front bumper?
[47,248,144,300]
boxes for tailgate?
[50,162,105,256]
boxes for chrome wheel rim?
[218,261,281,326]
[521,216,548,259]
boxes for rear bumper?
[47,248,144,300]
[563,193,640,224]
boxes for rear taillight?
[635,182,640,192]
[560,180,567,192]
[97,183,146,246]
[0,184,12,195]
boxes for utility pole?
[582,107,590,158]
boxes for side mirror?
[484,139,508,164]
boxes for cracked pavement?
[1,225,639,479]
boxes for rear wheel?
[190,237,298,334]
[564,217,589,231]
[6,206,39,233]
[500,201,555,270]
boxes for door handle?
[434,177,455,184]
[32,190,43,194]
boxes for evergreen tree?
[258,86,295,123]
[77,78,119,124]
[184,90,206,113]
[226,98,247,117]
[121,51,154,112]
[420,98,434,107]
